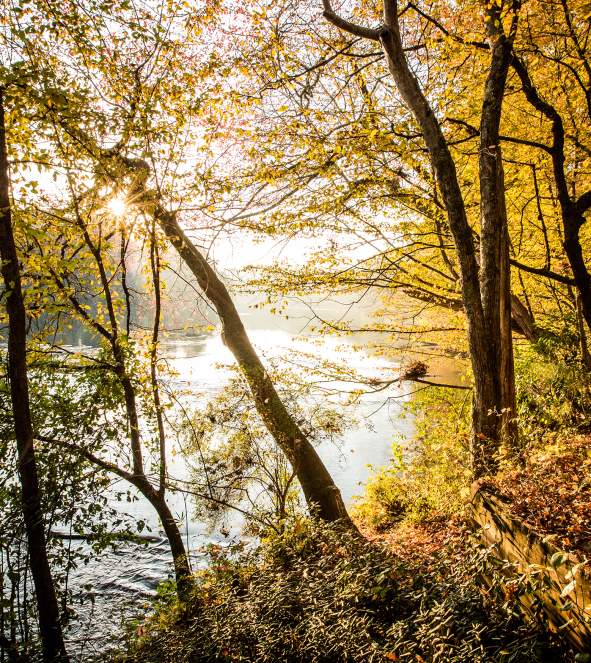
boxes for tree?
[0,0,355,526]
[29,184,194,594]
[285,0,522,475]
[0,87,68,663]
[508,1,591,334]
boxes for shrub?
[353,385,471,531]
[515,345,591,445]
[116,520,567,663]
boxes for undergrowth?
[354,345,591,533]
[353,385,471,531]
[115,520,567,663]
[115,347,589,663]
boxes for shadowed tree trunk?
[44,199,192,596]
[119,469,191,593]
[478,6,519,452]
[510,293,538,342]
[576,292,591,370]
[118,368,192,593]
[0,88,69,663]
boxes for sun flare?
[107,195,127,217]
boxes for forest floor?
[360,514,467,566]
[486,434,591,554]
[354,435,591,663]
[363,434,591,560]
[115,438,590,662]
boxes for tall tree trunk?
[0,89,69,663]
[377,0,499,476]
[154,208,353,526]
[478,10,518,457]
[50,208,192,599]
[563,211,591,331]
[501,218,518,447]
[105,154,353,525]
[322,0,519,476]
[577,292,591,370]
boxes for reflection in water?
[64,329,414,659]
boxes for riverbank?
[56,329,415,660]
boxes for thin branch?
[510,258,575,285]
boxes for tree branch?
[510,258,575,285]
[321,0,381,41]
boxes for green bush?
[354,385,471,531]
[355,344,591,534]
[116,520,567,663]
[515,344,591,444]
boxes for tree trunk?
[0,89,69,663]
[107,153,353,526]
[564,211,591,331]
[155,208,353,527]
[501,220,518,447]
[511,56,591,333]
[510,293,538,342]
[141,483,192,596]
[117,369,193,595]
[478,15,518,459]
[377,0,500,477]
[577,292,591,370]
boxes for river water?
[62,324,414,659]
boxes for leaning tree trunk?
[510,293,538,342]
[0,89,69,663]
[116,366,192,595]
[135,476,192,594]
[154,208,353,526]
[63,210,193,598]
[105,153,353,525]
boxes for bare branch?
[509,258,575,285]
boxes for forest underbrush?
[114,518,569,663]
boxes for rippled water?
[63,328,414,659]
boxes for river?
[61,319,414,660]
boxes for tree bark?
[137,479,192,595]
[118,371,193,592]
[0,89,69,663]
[478,9,518,454]
[510,293,538,342]
[49,206,192,598]
[577,292,591,370]
[377,0,500,476]
[322,0,520,476]
[97,152,354,526]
